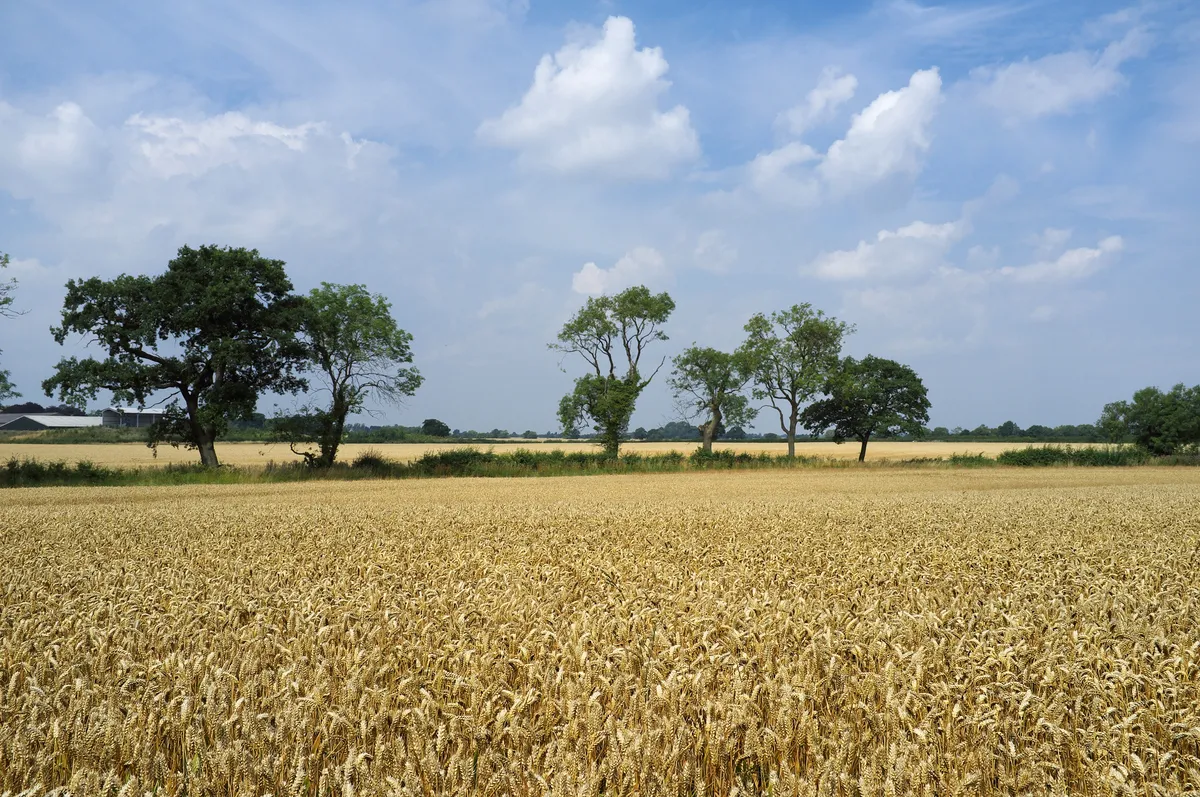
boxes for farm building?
[100,407,167,427]
[0,414,103,431]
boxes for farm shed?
[0,414,103,431]
[100,407,167,428]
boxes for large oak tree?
[43,245,309,466]
[800,355,931,462]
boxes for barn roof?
[0,414,103,429]
[104,406,168,415]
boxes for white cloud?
[998,235,1123,283]
[809,217,968,281]
[747,141,821,205]
[126,113,324,178]
[973,27,1151,119]
[746,68,942,204]
[477,16,699,179]
[0,101,104,196]
[693,230,737,274]
[571,246,667,295]
[778,68,858,136]
[818,68,942,194]
[1027,227,1073,258]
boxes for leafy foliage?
[738,304,853,456]
[0,251,20,402]
[421,418,451,438]
[669,346,756,452]
[42,245,309,466]
[551,285,675,457]
[801,355,931,461]
[1099,384,1200,456]
[276,283,422,467]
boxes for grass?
[2,443,1196,488]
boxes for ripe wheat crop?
[2,469,1199,795]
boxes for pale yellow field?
[0,439,1058,468]
[2,468,1198,794]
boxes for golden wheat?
[2,468,1198,795]
[0,440,1065,469]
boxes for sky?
[1,0,1197,433]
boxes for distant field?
[2,468,1197,794]
[0,439,1072,468]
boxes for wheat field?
[0,440,1052,469]
[2,469,1199,795]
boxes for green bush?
[996,445,1151,467]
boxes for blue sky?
[1,0,1197,432]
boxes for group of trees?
[553,287,930,461]
[24,244,1190,467]
[1100,384,1200,455]
[42,245,421,468]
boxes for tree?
[551,285,675,457]
[668,346,756,453]
[632,426,648,440]
[43,245,309,467]
[1099,384,1200,455]
[521,430,538,439]
[276,283,422,467]
[996,420,1022,438]
[723,426,747,441]
[800,355,931,462]
[422,418,451,438]
[0,251,21,403]
[739,304,853,457]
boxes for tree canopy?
[800,355,931,461]
[738,304,853,457]
[668,346,756,452]
[43,245,309,466]
[275,283,422,467]
[551,285,675,457]
[1099,384,1200,455]
[421,418,451,438]
[0,251,20,402]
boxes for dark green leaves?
[800,355,931,460]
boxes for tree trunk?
[319,395,348,468]
[185,394,220,467]
[702,403,722,453]
[786,412,799,458]
[858,434,870,462]
[197,432,220,468]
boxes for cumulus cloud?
[998,236,1123,283]
[0,101,104,196]
[747,68,942,204]
[818,68,943,194]
[571,246,667,295]
[0,95,396,258]
[778,68,858,136]
[477,16,699,179]
[973,26,1151,119]
[746,141,821,205]
[809,217,969,281]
